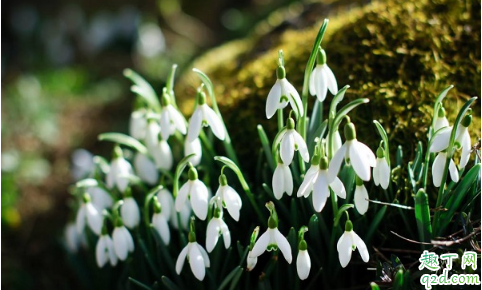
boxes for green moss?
[176,0,480,172]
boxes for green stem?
[277,109,284,132]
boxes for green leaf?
[328,85,349,121]
[193,68,217,111]
[333,98,370,129]
[364,206,387,244]
[395,145,403,167]
[98,132,148,154]
[431,85,454,133]
[333,204,354,227]
[75,178,99,188]
[272,127,287,162]
[370,282,380,290]
[173,154,195,198]
[257,125,275,170]
[166,64,178,99]
[218,266,243,290]
[161,276,182,290]
[393,268,404,290]
[415,189,432,247]
[124,69,161,111]
[373,120,390,167]
[128,277,152,290]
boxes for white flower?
[76,195,103,236]
[176,240,210,281]
[333,130,342,154]
[152,212,170,245]
[309,48,337,102]
[266,66,303,119]
[434,116,449,132]
[297,249,311,280]
[71,149,95,181]
[106,148,133,193]
[278,118,309,165]
[96,234,118,267]
[354,180,369,215]
[206,211,231,252]
[246,251,257,271]
[88,186,113,212]
[185,138,202,166]
[112,225,135,261]
[249,228,292,264]
[121,197,140,229]
[170,201,191,230]
[373,148,390,190]
[65,222,85,253]
[214,175,242,221]
[160,101,186,140]
[175,167,208,220]
[337,221,369,268]
[432,152,459,187]
[151,139,173,171]
[187,92,225,142]
[145,120,161,153]
[133,152,159,185]
[297,157,346,212]
[272,162,293,200]
[129,109,147,140]
[328,122,376,182]
[157,188,175,221]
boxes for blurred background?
[2,0,298,288]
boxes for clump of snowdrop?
[309,47,337,102]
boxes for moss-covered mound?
[176,0,481,172]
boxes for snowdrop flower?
[175,166,208,220]
[354,176,369,215]
[170,201,191,230]
[176,219,210,281]
[65,222,85,253]
[432,152,459,187]
[337,219,369,268]
[160,92,187,140]
[246,227,260,271]
[309,47,337,102]
[145,119,161,153]
[133,152,159,185]
[433,106,449,131]
[298,156,346,212]
[152,139,173,171]
[121,194,140,229]
[157,188,175,222]
[272,159,293,200]
[129,109,147,140]
[278,117,309,165]
[329,121,376,182]
[106,146,133,193]
[185,138,202,166]
[71,149,95,181]
[112,223,135,261]
[266,64,303,119]
[333,130,342,154]
[96,228,118,267]
[88,186,113,212]
[187,91,225,142]
[151,197,170,245]
[373,147,390,190]
[214,174,242,221]
[206,207,231,252]
[76,193,103,236]
[249,202,292,264]
[296,227,311,280]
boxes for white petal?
[309,68,316,96]
[274,229,292,263]
[129,110,147,140]
[266,81,282,119]
[153,213,170,245]
[280,132,295,165]
[115,158,133,193]
[250,230,270,258]
[296,250,311,280]
[175,182,191,212]
[203,105,225,140]
[293,131,310,163]
[220,220,231,249]
[122,226,135,252]
[283,165,293,196]
[354,185,369,215]
[188,243,206,281]
[434,116,449,131]
[373,162,380,186]
[65,223,80,253]
[337,232,352,268]
[297,166,318,197]
[328,144,347,183]
[113,227,129,261]
[176,245,189,274]
[333,131,342,153]
[106,160,117,190]
[106,236,118,266]
[121,197,140,229]
[432,152,446,187]
[206,218,220,253]
[86,202,103,235]
[89,187,113,211]
[283,79,303,117]
[197,243,211,268]
[157,189,174,220]
[329,175,346,199]
[272,165,285,200]
[222,185,242,221]
[324,65,338,95]
[76,206,86,234]
[459,130,471,168]
[152,140,173,170]
[185,138,202,166]
[145,122,161,153]
[352,231,369,263]
[315,67,328,102]
[358,141,377,168]
[313,174,330,212]
[96,236,108,268]
[190,180,208,220]
[134,153,158,186]
[379,158,390,189]
[168,105,187,135]
[160,108,172,141]
[187,108,203,142]
[349,141,371,181]
[246,251,258,271]
[430,127,452,152]
[449,159,459,183]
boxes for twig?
[390,231,433,245]
[367,199,447,212]
[431,227,481,247]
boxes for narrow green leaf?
[393,268,404,290]
[98,132,148,154]
[333,204,354,227]
[364,206,387,244]
[395,145,403,167]
[173,154,195,198]
[328,85,349,121]
[129,277,152,290]
[161,276,182,290]
[272,127,287,162]
[415,189,432,248]
[431,85,454,133]
[228,266,244,290]
[218,266,243,290]
[124,68,161,111]
[333,98,369,129]
[373,120,390,167]
[257,124,275,170]
[75,178,99,188]
[370,282,380,290]
[308,214,321,246]
[166,64,178,99]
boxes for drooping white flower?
[175,166,208,220]
[328,122,376,182]
[187,91,225,142]
[297,156,346,212]
[151,197,170,245]
[112,225,135,261]
[266,65,303,119]
[373,148,390,190]
[65,222,85,253]
[96,233,118,268]
[160,93,187,140]
[246,251,258,271]
[176,231,210,281]
[71,149,95,181]
[337,220,369,268]
[297,249,311,280]
[129,109,147,140]
[214,174,242,221]
[121,196,140,229]
[106,146,133,193]
[249,202,292,264]
[76,193,103,236]
[309,48,337,102]
[185,138,202,166]
[206,209,231,252]
[432,152,459,187]
[433,106,449,132]
[354,177,369,215]
[88,186,113,212]
[145,119,161,153]
[272,161,293,200]
[277,118,309,165]
[157,188,175,221]
[333,130,343,154]
[151,139,173,171]
[133,152,159,185]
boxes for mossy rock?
[176,0,481,173]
